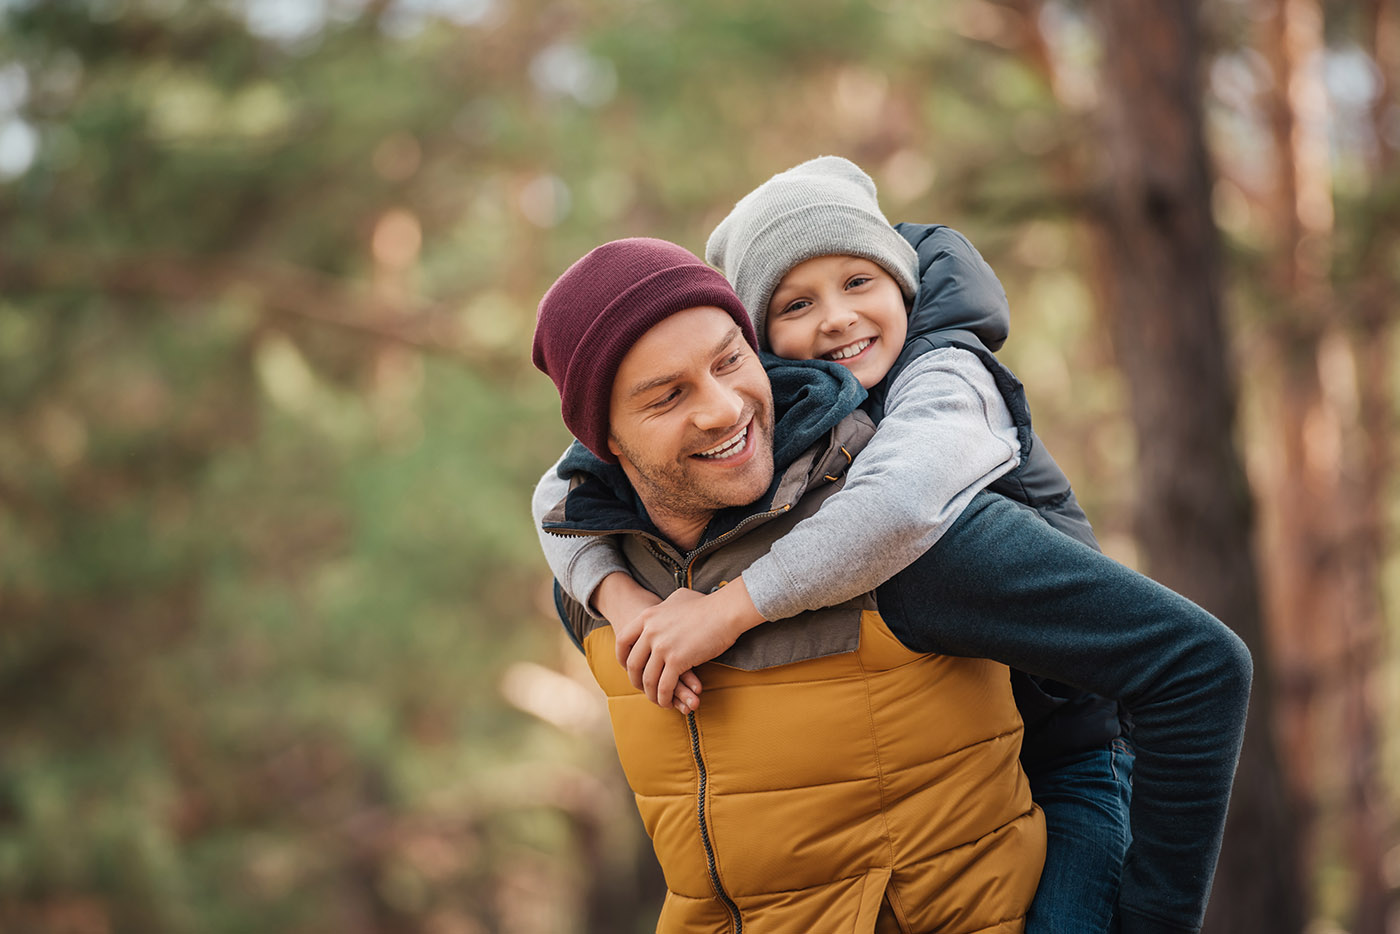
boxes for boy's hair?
[705,155,919,348]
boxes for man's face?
[607,306,775,543]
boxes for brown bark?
[1343,3,1399,930]
[1085,2,1306,932]
[1253,0,1335,908]
[1251,1,1397,930]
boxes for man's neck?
[649,510,711,554]
[611,457,717,554]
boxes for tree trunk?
[1085,2,1306,932]
[1252,0,1336,912]
[1349,7,1399,928]
[1251,1,1397,929]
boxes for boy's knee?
[1203,616,1253,703]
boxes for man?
[532,237,1250,934]
[532,237,1045,933]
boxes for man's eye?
[651,390,679,408]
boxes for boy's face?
[766,255,908,389]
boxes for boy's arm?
[745,345,1020,620]
[625,579,764,706]
[877,491,1252,934]
[635,346,1019,709]
[533,456,704,712]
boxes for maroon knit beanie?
[532,237,758,462]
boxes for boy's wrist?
[591,571,654,621]
[716,577,765,641]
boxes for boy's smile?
[825,336,875,360]
[765,254,908,389]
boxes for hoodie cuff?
[741,558,803,622]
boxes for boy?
[533,157,1248,934]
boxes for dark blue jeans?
[1026,738,1135,934]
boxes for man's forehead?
[615,308,747,399]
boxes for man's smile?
[691,418,754,462]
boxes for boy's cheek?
[766,325,813,361]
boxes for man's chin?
[688,437,774,508]
[615,408,777,522]
[711,467,775,510]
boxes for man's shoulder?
[773,409,875,506]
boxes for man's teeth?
[827,338,873,361]
[697,426,748,459]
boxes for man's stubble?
[610,403,777,537]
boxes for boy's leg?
[1025,739,1135,934]
[875,491,1251,934]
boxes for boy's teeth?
[827,338,873,361]
[697,426,747,458]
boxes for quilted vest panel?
[583,611,1045,934]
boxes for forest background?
[2,1,1397,932]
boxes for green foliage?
[1,1,1394,931]
[0,2,1176,928]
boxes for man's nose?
[691,375,745,430]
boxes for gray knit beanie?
[705,155,919,348]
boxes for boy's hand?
[593,572,702,714]
[625,579,766,709]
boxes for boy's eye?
[846,276,872,289]
[778,299,810,317]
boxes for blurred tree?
[1079,3,1305,931]
[1244,0,1397,928]
[0,0,1395,932]
[996,0,1400,929]
[0,3,657,931]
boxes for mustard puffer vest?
[552,413,1045,933]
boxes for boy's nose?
[821,305,859,332]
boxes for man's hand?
[592,572,703,713]
[625,578,767,709]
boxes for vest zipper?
[673,522,799,934]
[682,504,791,568]
[554,501,798,933]
[686,709,742,932]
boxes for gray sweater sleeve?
[743,347,1021,621]
[531,451,630,613]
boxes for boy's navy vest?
[869,223,1125,761]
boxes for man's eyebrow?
[624,324,743,400]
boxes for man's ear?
[607,432,622,458]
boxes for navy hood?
[864,223,1013,423]
[894,223,1011,348]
